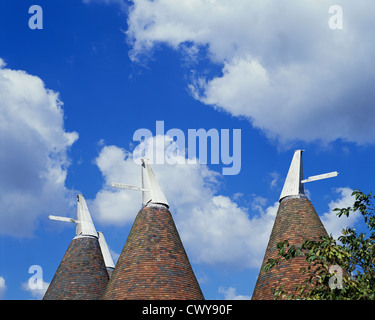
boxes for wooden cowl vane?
[43,195,115,300]
[252,150,338,300]
[102,159,204,300]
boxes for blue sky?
[0,0,374,299]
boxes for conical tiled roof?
[102,160,204,300]
[251,197,328,300]
[102,204,204,300]
[252,150,335,300]
[43,195,110,300]
[43,236,109,300]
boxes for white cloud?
[0,59,78,237]
[218,286,251,300]
[0,276,6,299]
[90,142,360,270]
[90,145,142,225]
[21,280,50,300]
[91,135,277,269]
[177,195,277,268]
[126,0,375,145]
[90,135,220,225]
[320,187,361,239]
[93,139,361,269]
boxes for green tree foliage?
[263,189,375,300]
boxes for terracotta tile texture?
[102,204,204,300]
[252,197,328,300]
[43,236,109,300]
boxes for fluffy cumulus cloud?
[91,136,360,269]
[320,187,361,239]
[177,196,278,269]
[124,0,375,145]
[90,145,141,225]
[22,279,50,300]
[0,59,78,237]
[91,135,277,269]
